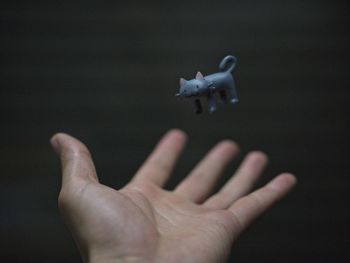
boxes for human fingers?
[228,173,297,235]
[174,140,239,203]
[131,129,187,187]
[204,151,268,209]
[50,133,98,188]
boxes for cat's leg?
[228,80,239,104]
[219,90,227,104]
[193,99,203,114]
[207,90,217,113]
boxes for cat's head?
[175,72,208,98]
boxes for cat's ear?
[180,78,187,87]
[196,71,204,80]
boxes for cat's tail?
[219,55,237,72]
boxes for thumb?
[50,133,99,187]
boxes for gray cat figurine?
[175,55,238,114]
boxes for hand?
[51,129,296,263]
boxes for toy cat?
[175,55,238,114]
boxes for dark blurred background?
[1,0,349,262]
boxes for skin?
[51,129,297,263]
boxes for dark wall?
[1,0,349,262]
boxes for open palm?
[51,129,296,263]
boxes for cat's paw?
[230,98,239,104]
[209,106,217,113]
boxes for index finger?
[131,129,187,187]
